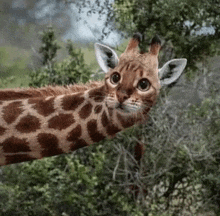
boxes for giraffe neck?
[0,81,103,101]
[0,85,137,166]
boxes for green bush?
[29,27,91,87]
[189,95,220,214]
[0,144,143,216]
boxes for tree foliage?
[0,145,143,216]
[73,0,220,74]
[29,26,92,87]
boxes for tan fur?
[125,37,140,53]
[0,81,104,101]
[149,43,161,56]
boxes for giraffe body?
[0,34,187,166]
[0,83,135,165]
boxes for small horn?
[149,35,161,55]
[125,32,142,53]
[133,32,142,43]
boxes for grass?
[0,46,32,88]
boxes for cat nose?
[117,91,129,104]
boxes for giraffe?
[0,33,187,166]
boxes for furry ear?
[159,59,187,86]
[95,43,119,73]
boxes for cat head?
[95,33,187,114]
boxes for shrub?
[29,27,91,87]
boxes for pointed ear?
[95,43,119,73]
[159,59,187,86]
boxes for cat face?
[95,33,187,116]
[104,58,160,115]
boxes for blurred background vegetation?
[0,0,220,215]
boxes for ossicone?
[133,32,142,43]
[149,34,161,56]
[125,32,142,53]
[151,35,161,45]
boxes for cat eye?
[137,78,150,91]
[110,72,121,84]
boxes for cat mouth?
[115,103,130,113]
[105,101,132,114]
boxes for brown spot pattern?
[37,133,63,157]
[108,107,113,117]
[6,154,35,165]
[62,93,84,111]
[48,113,75,130]
[79,102,93,119]
[128,63,136,71]
[67,124,82,142]
[70,139,88,151]
[139,69,143,77]
[0,126,6,136]
[1,137,30,153]
[125,63,130,71]
[101,111,121,136]
[16,114,41,133]
[94,105,102,114]
[87,119,105,143]
[117,113,136,128]
[88,86,106,102]
[106,124,121,136]
[0,91,41,101]
[3,101,23,124]
[143,106,151,115]
[29,97,55,117]
[101,111,109,127]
